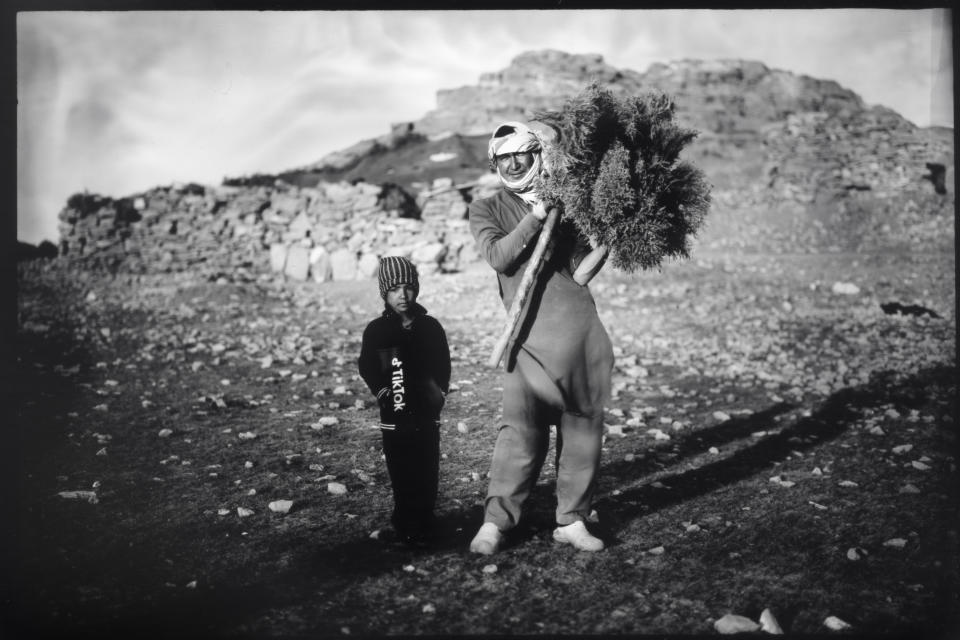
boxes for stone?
[831,281,860,295]
[57,490,99,504]
[329,248,358,281]
[271,193,305,216]
[268,500,294,514]
[356,253,380,279]
[411,242,446,266]
[324,182,356,203]
[759,609,783,634]
[287,212,313,240]
[309,247,332,283]
[284,246,310,280]
[269,243,287,273]
[714,614,760,634]
[823,616,851,631]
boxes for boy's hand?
[376,387,391,409]
[422,379,446,413]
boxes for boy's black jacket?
[358,302,451,428]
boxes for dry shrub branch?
[534,83,712,271]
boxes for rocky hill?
[415,52,865,138]
[45,50,953,282]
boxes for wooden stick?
[487,207,560,369]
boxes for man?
[467,121,614,554]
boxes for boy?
[358,256,451,548]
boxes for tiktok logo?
[390,357,405,412]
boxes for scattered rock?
[759,608,784,634]
[831,282,860,295]
[769,475,796,488]
[313,416,339,429]
[823,615,851,631]
[268,500,294,514]
[714,613,760,634]
[606,424,626,437]
[57,491,99,504]
[846,547,868,561]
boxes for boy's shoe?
[469,522,502,555]
[553,520,604,552]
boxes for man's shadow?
[587,364,955,545]
[498,401,796,547]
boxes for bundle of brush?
[533,82,711,272]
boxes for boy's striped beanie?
[378,256,419,299]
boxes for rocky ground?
[6,240,957,638]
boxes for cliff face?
[49,50,953,281]
[413,52,866,138]
[416,50,639,136]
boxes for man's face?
[385,284,417,316]
[495,150,535,181]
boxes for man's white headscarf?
[488,121,545,204]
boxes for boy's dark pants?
[381,422,440,538]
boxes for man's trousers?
[482,350,604,530]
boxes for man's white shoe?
[469,522,503,555]
[553,520,604,551]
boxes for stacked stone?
[758,106,954,253]
[55,178,482,282]
[764,107,951,200]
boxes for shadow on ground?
[590,364,956,545]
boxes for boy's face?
[385,283,417,315]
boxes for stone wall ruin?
[56,176,500,282]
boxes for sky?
[17,9,954,245]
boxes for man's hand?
[531,201,548,221]
[573,245,609,286]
